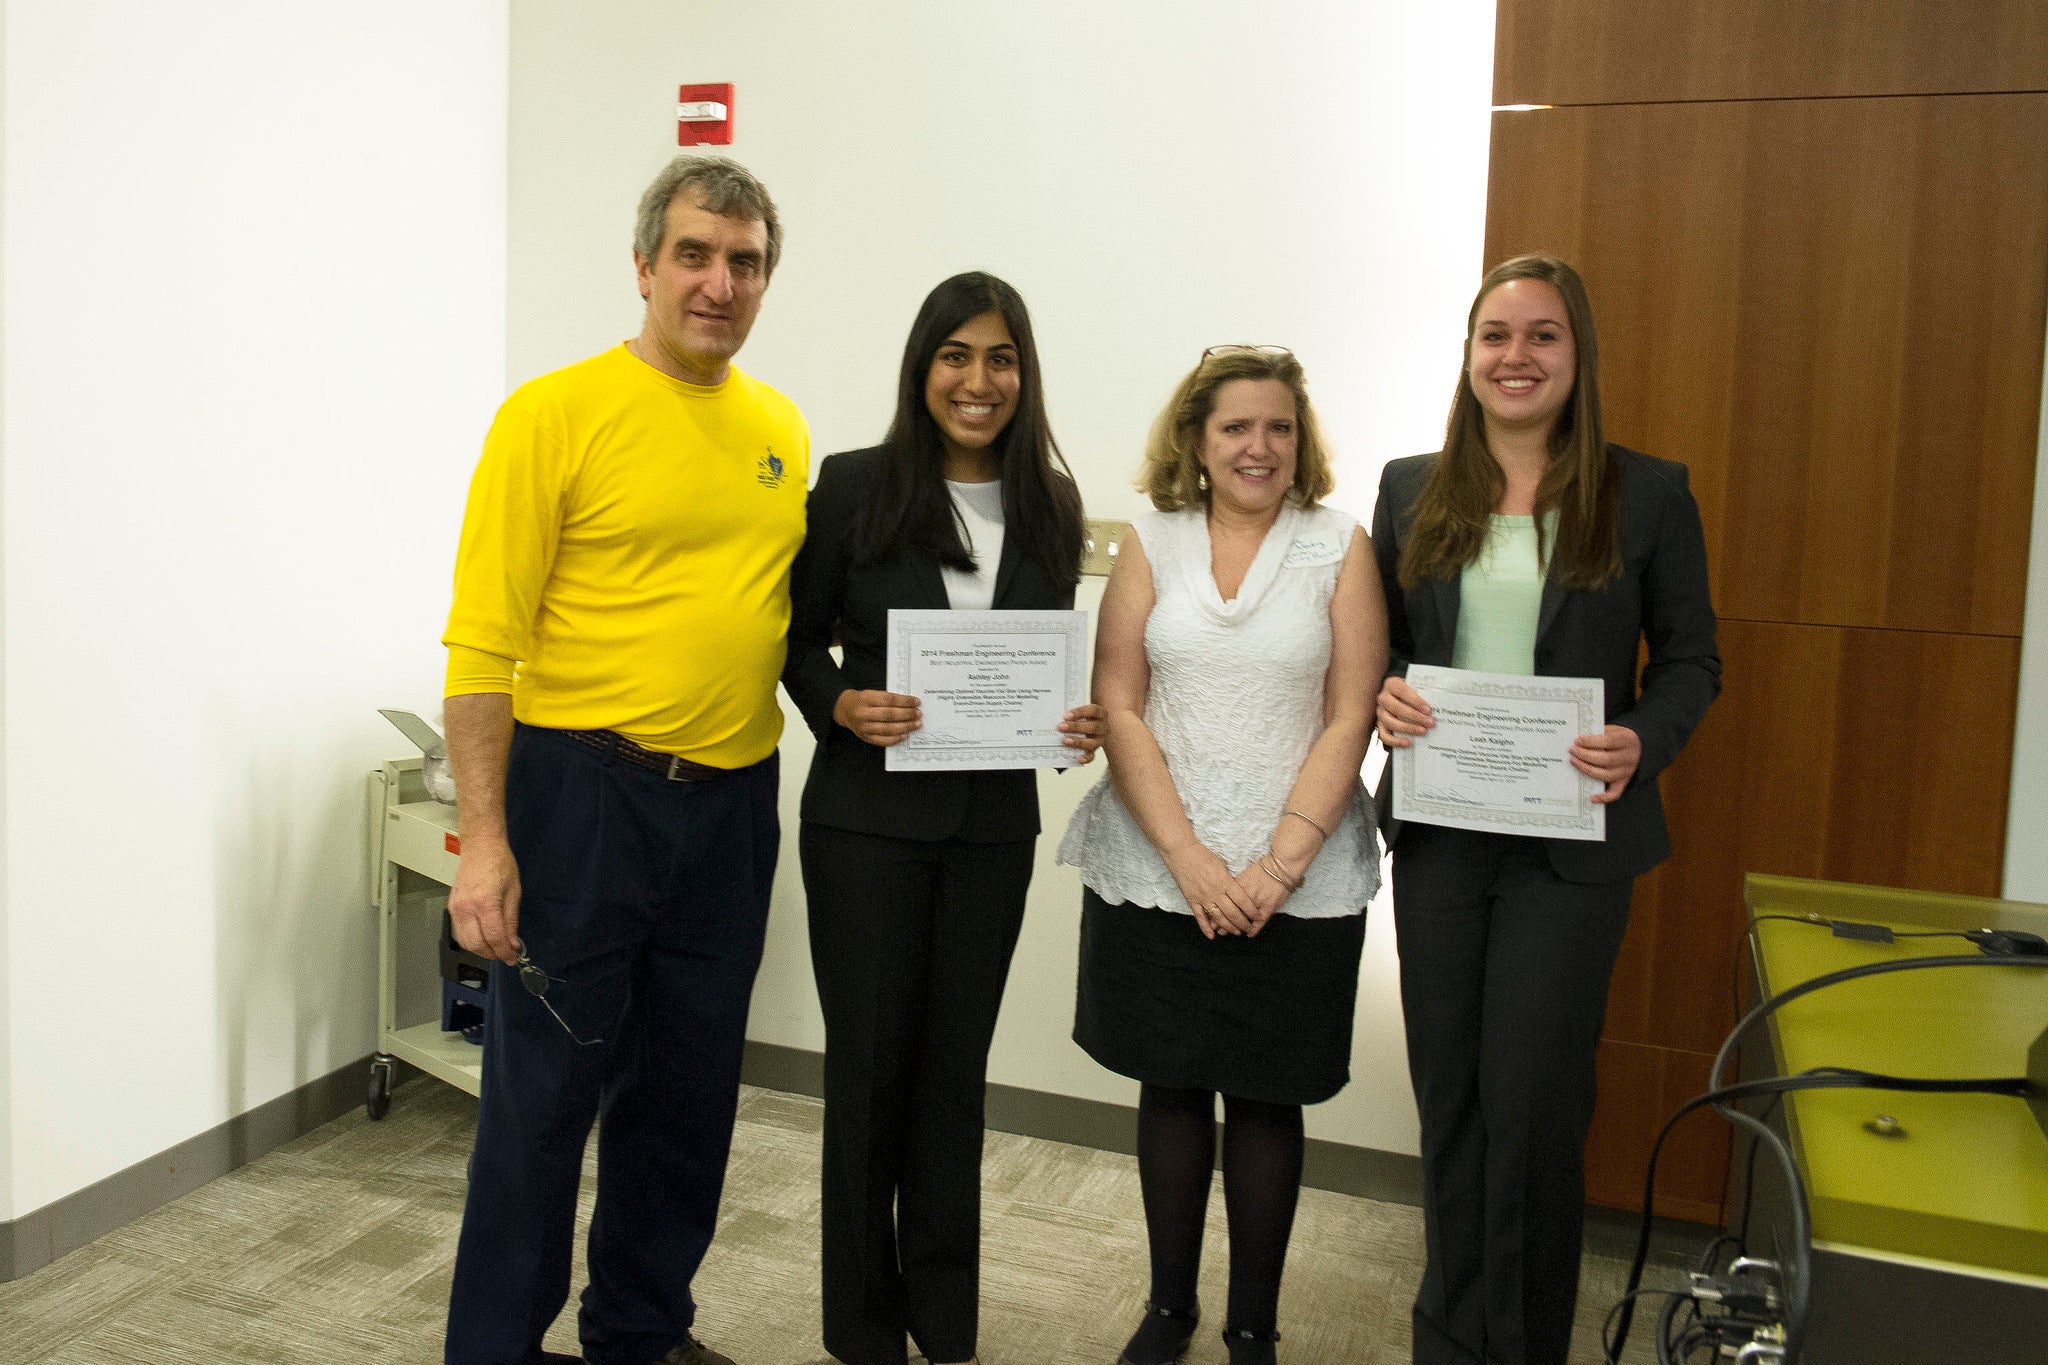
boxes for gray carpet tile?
[0,1079,1665,1363]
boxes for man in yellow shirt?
[440,156,808,1365]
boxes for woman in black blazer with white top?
[1371,255,1720,1365]
[782,272,1103,1365]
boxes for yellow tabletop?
[1746,875,2048,1279]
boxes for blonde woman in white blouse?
[1059,346,1388,1365]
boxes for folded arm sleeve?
[445,643,517,696]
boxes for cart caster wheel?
[367,1055,395,1120]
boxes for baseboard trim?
[0,1054,417,1283]
[4,1040,1713,1285]
[741,1040,1425,1204]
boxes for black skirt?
[1073,888,1368,1106]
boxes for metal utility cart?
[365,755,480,1117]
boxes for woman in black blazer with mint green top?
[1372,255,1719,1365]
[782,272,1101,1365]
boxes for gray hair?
[633,155,782,276]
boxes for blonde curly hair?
[1134,348,1333,512]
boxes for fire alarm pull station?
[678,83,734,146]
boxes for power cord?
[1747,912,2047,960]
[1711,951,2048,1095]
[1605,946,2048,1364]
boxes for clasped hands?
[1165,841,1306,941]
[833,688,1107,761]
[1375,675,1642,804]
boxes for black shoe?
[1222,1325,1280,1365]
[1118,1301,1200,1364]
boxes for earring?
[1196,469,1210,492]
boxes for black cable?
[1718,1101,1809,1362]
[1720,933,2039,1252]
[1747,912,2047,957]
[1610,1078,1818,1362]
[1733,1092,1784,1250]
[1725,926,1775,1259]
[1606,1077,1806,1362]
[1603,1287,1690,1363]
[1710,952,2048,1094]
[1694,1232,1741,1277]
[1656,1289,1689,1363]
[1609,946,2048,1363]
[1605,1065,2032,1363]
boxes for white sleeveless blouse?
[1057,503,1380,919]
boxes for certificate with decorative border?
[884,609,1088,772]
[1392,664,1606,841]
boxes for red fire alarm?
[678,83,734,146]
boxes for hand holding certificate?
[884,609,1089,771]
[1391,664,1607,840]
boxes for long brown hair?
[1397,254,1621,591]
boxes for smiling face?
[632,192,770,385]
[1196,378,1299,517]
[1467,277,1577,440]
[924,310,1021,480]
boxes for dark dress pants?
[445,726,779,1365]
[1392,822,1633,1365]
[800,823,1035,1365]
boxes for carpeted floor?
[0,1080,1666,1363]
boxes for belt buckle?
[665,754,685,782]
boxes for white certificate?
[1391,664,1606,841]
[884,609,1088,772]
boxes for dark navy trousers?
[445,724,779,1365]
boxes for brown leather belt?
[561,729,730,782]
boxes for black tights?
[1135,1083,1304,1335]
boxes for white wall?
[0,1,508,1219]
[509,1,1497,1156]
[0,0,13,1220]
[2006,305,2048,902]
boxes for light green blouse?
[1451,513,1553,676]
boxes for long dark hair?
[1398,253,1622,592]
[854,272,1084,586]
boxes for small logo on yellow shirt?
[757,448,787,488]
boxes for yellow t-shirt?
[442,344,809,766]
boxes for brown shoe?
[659,1339,735,1365]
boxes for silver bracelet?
[1284,809,1330,840]
[1260,853,1304,892]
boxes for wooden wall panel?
[1485,94,2048,638]
[1586,1040,1723,1222]
[1483,6,2044,1217]
[1496,0,2048,106]
[1580,627,2020,1218]
[1610,621,2022,1053]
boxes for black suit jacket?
[1371,445,1721,883]
[782,445,1079,842]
